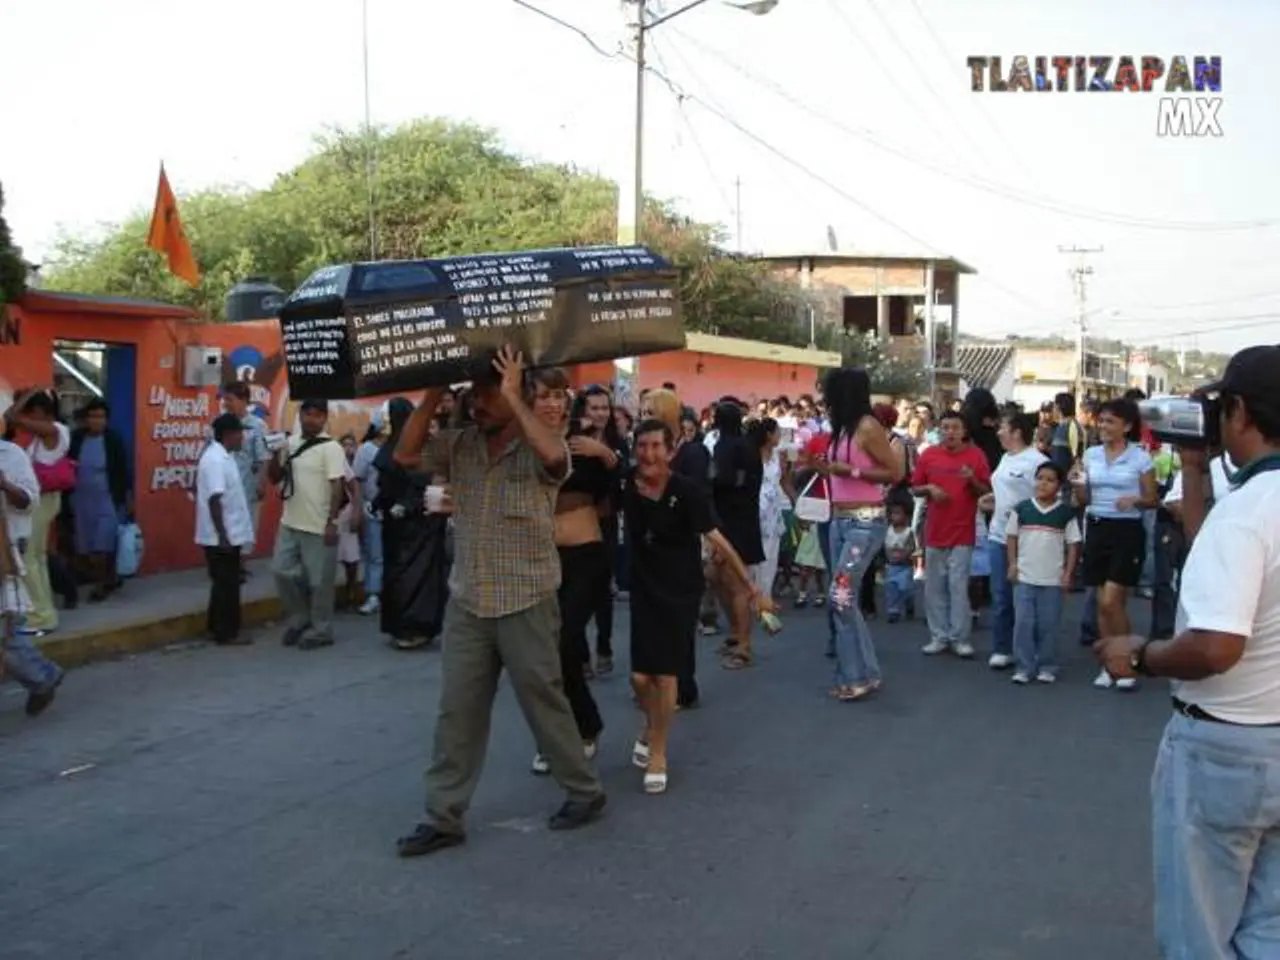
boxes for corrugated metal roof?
[955,343,1014,389]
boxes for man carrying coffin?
[393,346,606,857]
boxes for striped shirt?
[1006,498,1081,586]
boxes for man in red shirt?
[910,411,992,658]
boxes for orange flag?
[146,165,200,286]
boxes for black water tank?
[225,277,286,322]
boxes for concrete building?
[955,342,1129,408]
[1127,351,1171,396]
[753,250,976,404]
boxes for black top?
[670,440,712,495]
[623,471,716,601]
[709,435,765,565]
[561,452,613,502]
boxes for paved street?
[1,595,1166,960]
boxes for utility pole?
[734,175,743,250]
[362,0,377,261]
[1059,245,1102,405]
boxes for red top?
[910,443,992,548]
[1139,424,1157,452]
[802,431,832,499]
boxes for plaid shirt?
[423,426,568,618]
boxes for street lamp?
[618,0,780,245]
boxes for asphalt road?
[1,594,1168,960]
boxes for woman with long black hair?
[709,401,764,669]
[569,384,627,677]
[375,396,450,650]
[813,368,904,700]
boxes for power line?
[648,37,736,222]
[508,0,1056,316]
[664,29,1280,232]
[905,0,1040,193]
[509,0,622,61]
[859,0,1002,175]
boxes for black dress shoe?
[215,635,253,646]
[281,627,304,647]
[548,794,607,831]
[396,823,465,858]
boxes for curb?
[39,596,285,669]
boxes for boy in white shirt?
[1005,462,1082,684]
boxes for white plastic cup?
[425,485,447,513]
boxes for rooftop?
[753,250,978,275]
[17,290,199,320]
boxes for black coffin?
[278,245,686,399]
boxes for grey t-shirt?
[231,412,270,502]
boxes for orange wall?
[635,351,828,413]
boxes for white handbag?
[794,472,831,524]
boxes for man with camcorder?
[1095,345,1280,958]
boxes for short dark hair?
[634,417,674,449]
[1053,392,1076,418]
[1036,461,1066,484]
[529,367,569,392]
[212,413,243,442]
[82,398,110,417]
[661,381,677,392]
[939,409,964,425]
[299,399,328,415]
[20,389,58,417]
[1098,397,1142,442]
[223,381,251,402]
[1123,387,1146,402]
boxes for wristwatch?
[1130,639,1154,677]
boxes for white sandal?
[643,770,668,794]
[631,740,650,769]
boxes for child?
[883,501,917,622]
[1004,462,1081,685]
[792,520,827,607]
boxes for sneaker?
[1036,671,1057,684]
[913,568,925,582]
[988,653,1012,670]
[530,753,550,776]
[953,642,976,659]
[358,595,380,615]
[1093,668,1115,689]
[922,640,948,655]
[699,624,719,637]
[793,594,810,608]
[1011,671,1030,685]
[1115,677,1139,691]
[583,740,599,760]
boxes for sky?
[2,0,1277,354]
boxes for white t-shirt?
[0,439,40,542]
[989,446,1049,545]
[1163,455,1235,507]
[195,442,255,548]
[1005,499,1082,586]
[27,422,70,465]
[1173,471,1280,724]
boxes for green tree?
[0,182,28,304]
[44,119,797,334]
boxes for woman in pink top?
[810,368,905,700]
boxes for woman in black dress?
[624,417,760,794]
[708,401,764,669]
[375,397,450,650]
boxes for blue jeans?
[827,517,887,687]
[1012,583,1062,675]
[988,538,1014,657]
[362,514,384,596]
[2,627,63,693]
[817,520,835,655]
[1152,713,1280,958]
[1080,586,1100,646]
[1140,509,1156,590]
[883,562,914,618]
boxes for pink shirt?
[826,434,884,504]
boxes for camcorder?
[1139,392,1222,451]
